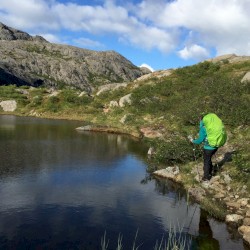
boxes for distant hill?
[0,22,149,93]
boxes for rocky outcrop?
[0,22,47,42]
[206,54,250,64]
[154,159,250,246]
[96,83,128,96]
[0,23,146,92]
[134,69,173,82]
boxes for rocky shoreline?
[77,125,250,247]
[153,153,250,247]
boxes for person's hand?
[188,135,193,143]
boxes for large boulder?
[0,100,17,111]
[119,94,132,107]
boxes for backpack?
[203,113,227,147]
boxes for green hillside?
[0,59,249,220]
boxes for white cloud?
[140,63,154,72]
[73,37,104,49]
[0,0,177,54]
[40,33,61,43]
[137,0,250,57]
[0,0,250,61]
[0,0,59,31]
[178,44,209,60]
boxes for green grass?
[100,228,191,250]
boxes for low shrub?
[151,138,195,165]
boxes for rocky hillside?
[0,22,149,94]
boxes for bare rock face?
[0,22,146,93]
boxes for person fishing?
[188,113,227,181]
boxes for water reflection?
[0,115,246,249]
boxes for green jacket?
[192,121,217,150]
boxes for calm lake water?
[0,115,247,250]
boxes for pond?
[0,115,247,249]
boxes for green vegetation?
[0,60,249,210]
[26,44,71,60]
[200,196,227,220]
[100,228,191,250]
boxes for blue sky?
[0,0,250,71]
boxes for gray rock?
[0,23,146,92]
[78,91,88,97]
[119,94,132,107]
[96,83,128,96]
[120,114,127,124]
[147,147,155,156]
[0,100,17,111]
[238,198,249,207]
[246,209,250,217]
[243,233,250,247]
[188,187,206,202]
[225,214,243,225]
[153,166,181,182]
[0,22,42,41]
[75,125,92,131]
[226,201,242,211]
[15,89,29,95]
[201,181,211,189]
[241,72,250,83]
[243,218,250,226]
[238,225,250,236]
[109,101,119,107]
[222,173,232,184]
[139,127,163,138]
[205,54,250,64]
[214,193,225,199]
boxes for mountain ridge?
[0,22,149,93]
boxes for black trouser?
[203,148,218,180]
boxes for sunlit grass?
[100,227,191,250]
